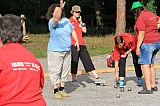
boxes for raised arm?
[78,16,87,33]
[53,0,66,25]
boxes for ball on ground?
[116,94,120,98]
[128,87,132,91]
[114,84,118,88]
[120,88,124,92]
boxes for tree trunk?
[115,0,126,35]
[93,0,103,35]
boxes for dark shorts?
[71,45,95,74]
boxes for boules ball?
[120,88,124,92]
[116,94,120,98]
[128,87,132,91]
[114,84,118,88]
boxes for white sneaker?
[95,78,106,84]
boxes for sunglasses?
[74,11,81,13]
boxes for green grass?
[23,34,115,58]
[88,47,113,56]
[23,34,49,58]
[84,35,114,56]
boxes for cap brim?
[130,4,144,11]
[70,10,81,14]
[70,10,73,14]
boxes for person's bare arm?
[71,30,80,51]
[53,0,66,25]
[136,31,145,56]
[78,16,87,33]
[126,49,132,55]
[157,19,160,29]
[82,26,87,33]
[114,60,119,82]
[121,48,132,58]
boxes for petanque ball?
[128,87,132,91]
[116,94,120,98]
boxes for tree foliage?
[142,0,157,14]
[0,0,159,35]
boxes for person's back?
[0,14,46,106]
[136,10,160,43]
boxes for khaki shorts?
[47,50,71,85]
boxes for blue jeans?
[139,41,160,64]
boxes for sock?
[96,77,100,79]
[59,87,64,91]
[54,88,59,94]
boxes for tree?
[115,0,126,35]
[142,0,157,14]
[93,0,103,35]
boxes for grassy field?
[23,34,115,58]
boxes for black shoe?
[151,86,158,91]
[138,89,153,94]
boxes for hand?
[114,73,118,82]
[157,23,160,29]
[74,43,80,51]
[120,54,127,58]
[78,16,82,22]
[60,0,66,9]
[136,47,140,56]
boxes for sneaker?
[72,80,80,86]
[138,89,153,94]
[119,80,125,88]
[151,86,158,91]
[137,78,143,86]
[59,90,69,97]
[95,78,106,84]
[54,91,62,99]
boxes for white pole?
[21,14,26,36]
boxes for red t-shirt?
[134,10,160,43]
[69,17,85,45]
[114,33,137,61]
[0,43,46,106]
